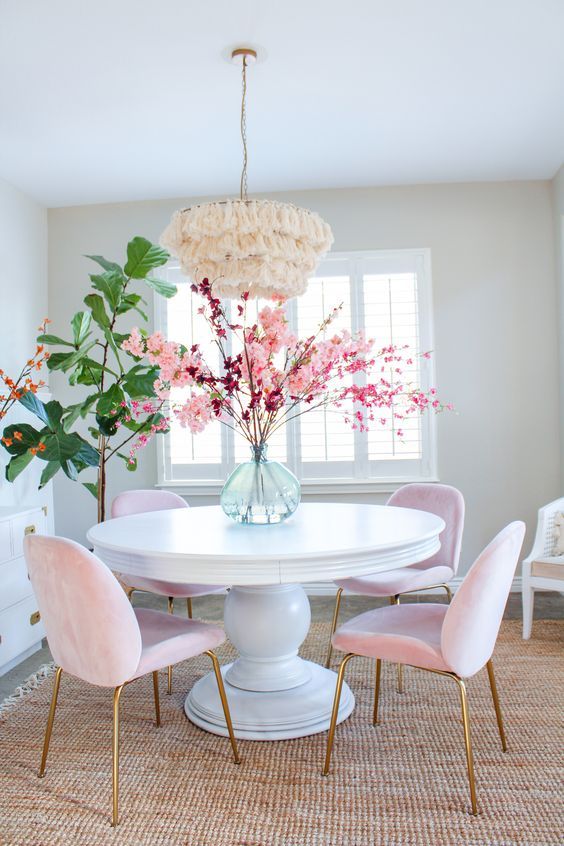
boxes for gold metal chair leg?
[152,672,161,727]
[325,587,343,668]
[390,595,404,693]
[455,676,478,815]
[39,666,63,778]
[442,583,453,602]
[112,684,125,827]
[206,650,240,764]
[186,597,193,619]
[167,597,174,695]
[486,659,507,752]
[372,658,382,725]
[323,653,355,775]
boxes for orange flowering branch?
[0,318,50,423]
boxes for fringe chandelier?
[160,47,334,300]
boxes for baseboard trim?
[302,577,523,597]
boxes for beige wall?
[48,181,560,576]
[0,177,49,509]
[552,164,564,487]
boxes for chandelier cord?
[240,55,248,201]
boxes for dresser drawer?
[0,595,45,667]
[0,556,33,612]
[11,509,47,559]
[0,522,11,564]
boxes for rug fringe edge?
[0,662,56,717]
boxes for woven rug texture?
[0,620,562,846]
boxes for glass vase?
[220,443,301,525]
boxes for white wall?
[48,181,560,574]
[551,164,564,488]
[0,177,50,510]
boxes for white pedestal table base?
[184,583,355,741]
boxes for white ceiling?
[1,0,563,207]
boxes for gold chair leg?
[206,651,240,764]
[112,684,125,827]
[486,659,507,752]
[152,671,161,727]
[167,597,174,695]
[454,676,478,815]
[390,595,404,694]
[186,597,193,619]
[372,658,382,725]
[39,666,63,778]
[323,653,355,775]
[325,588,343,669]
[442,583,453,602]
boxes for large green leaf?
[1,423,42,455]
[19,391,50,425]
[83,481,99,498]
[39,461,60,488]
[47,351,74,371]
[72,439,99,468]
[43,400,65,430]
[36,334,74,347]
[144,276,177,299]
[90,271,124,311]
[116,293,148,322]
[85,254,123,275]
[124,237,169,279]
[95,413,120,437]
[5,451,34,482]
[84,293,111,329]
[62,394,98,431]
[123,366,158,398]
[71,311,92,347]
[58,341,97,373]
[71,357,104,387]
[97,384,124,416]
[41,430,84,464]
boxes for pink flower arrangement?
[121,278,452,452]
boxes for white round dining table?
[87,502,444,741]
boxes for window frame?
[155,247,438,495]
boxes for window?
[154,249,437,492]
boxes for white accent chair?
[522,497,564,639]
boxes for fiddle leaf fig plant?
[1,236,176,522]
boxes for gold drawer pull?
[30,611,41,625]
[24,525,36,536]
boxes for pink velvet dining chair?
[24,535,240,827]
[322,521,526,816]
[325,483,465,694]
[111,489,227,694]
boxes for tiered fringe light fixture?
[160,47,333,300]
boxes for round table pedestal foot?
[185,660,355,741]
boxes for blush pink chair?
[325,483,465,694]
[24,535,239,827]
[111,490,227,694]
[323,521,526,816]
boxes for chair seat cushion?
[131,608,225,679]
[120,574,226,598]
[530,557,564,579]
[332,602,450,672]
[335,565,454,597]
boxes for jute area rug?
[0,620,562,846]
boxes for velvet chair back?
[387,483,465,573]
[441,522,526,677]
[24,535,142,687]
[111,489,188,518]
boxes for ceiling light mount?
[230,47,257,66]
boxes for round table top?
[87,502,444,586]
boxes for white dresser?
[0,504,50,675]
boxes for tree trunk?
[97,435,107,523]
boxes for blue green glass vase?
[220,443,301,525]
